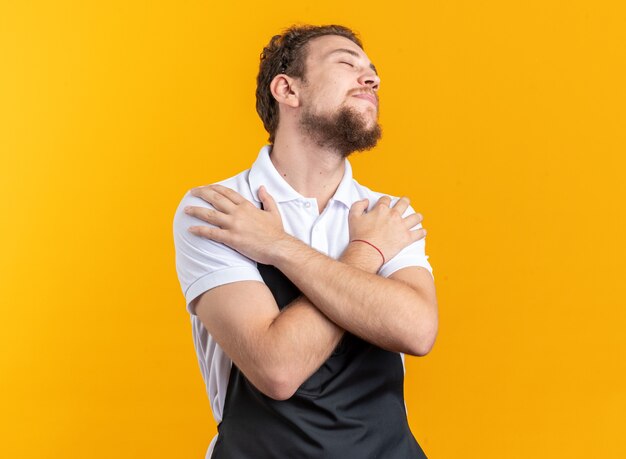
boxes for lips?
[353,93,378,107]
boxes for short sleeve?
[173,190,264,315]
[377,203,434,280]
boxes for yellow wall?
[1,1,624,457]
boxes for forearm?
[264,247,381,397]
[263,294,341,397]
[185,183,436,400]
[272,236,435,355]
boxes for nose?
[358,69,380,91]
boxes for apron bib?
[211,261,427,458]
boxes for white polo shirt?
[173,145,433,457]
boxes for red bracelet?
[350,239,385,265]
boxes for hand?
[348,196,426,265]
[185,184,288,265]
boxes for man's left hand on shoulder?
[184,184,289,265]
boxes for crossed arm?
[185,184,438,400]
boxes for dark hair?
[256,24,363,144]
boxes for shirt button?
[304,201,311,208]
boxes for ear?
[270,74,301,108]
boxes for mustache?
[349,89,378,100]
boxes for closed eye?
[340,61,354,67]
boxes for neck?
[269,133,347,214]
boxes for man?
[173,24,438,458]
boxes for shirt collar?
[330,156,358,208]
[248,145,357,208]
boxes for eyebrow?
[327,48,378,75]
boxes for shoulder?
[173,168,255,225]
[350,178,404,210]
[171,167,264,313]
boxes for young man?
[173,24,438,458]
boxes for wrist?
[340,240,384,274]
[269,233,307,267]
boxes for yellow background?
[1,1,625,458]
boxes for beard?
[299,104,382,158]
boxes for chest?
[277,201,351,258]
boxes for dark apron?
[211,260,428,458]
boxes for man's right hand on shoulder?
[347,195,426,269]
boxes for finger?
[403,212,424,229]
[392,196,410,216]
[349,198,369,217]
[184,205,229,228]
[375,195,392,207]
[410,227,427,242]
[209,184,247,205]
[258,186,279,214]
[190,186,236,213]
[188,225,231,244]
